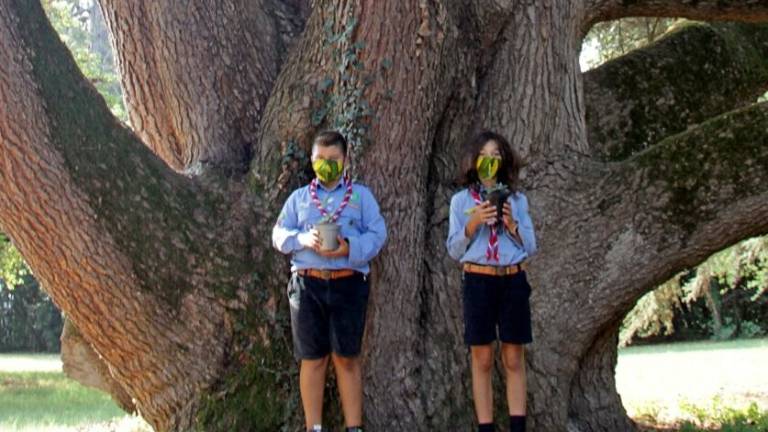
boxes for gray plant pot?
[315,222,340,251]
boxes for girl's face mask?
[476,155,501,181]
[312,159,344,183]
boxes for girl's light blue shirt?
[446,187,537,265]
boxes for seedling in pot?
[315,214,340,251]
[485,183,511,227]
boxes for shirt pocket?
[338,205,363,231]
[296,205,314,230]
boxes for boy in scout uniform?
[272,131,387,432]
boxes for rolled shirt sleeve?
[510,192,537,257]
[271,191,303,254]
[446,192,472,261]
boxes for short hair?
[313,131,348,155]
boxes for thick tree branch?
[97,0,310,173]
[585,22,768,161]
[0,1,251,429]
[588,0,768,25]
[570,102,768,348]
[60,318,136,413]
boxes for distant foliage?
[0,277,62,353]
[1,234,62,352]
[0,233,27,286]
[42,0,127,122]
[583,17,678,69]
[620,237,768,346]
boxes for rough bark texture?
[585,22,768,160]
[60,318,136,413]
[0,2,250,430]
[97,0,310,173]
[588,0,768,25]
[1,0,768,431]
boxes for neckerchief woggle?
[469,184,500,262]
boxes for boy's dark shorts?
[288,271,370,360]
[462,270,533,346]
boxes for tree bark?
[60,318,136,413]
[585,22,768,160]
[97,0,310,173]
[588,0,768,24]
[2,0,768,431]
[0,2,251,429]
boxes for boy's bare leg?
[332,353,363,427]
[301,356,330,429]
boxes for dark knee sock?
[509,415,526,432]
[478,423,495,432]
[346,427,364,432]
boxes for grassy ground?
[617,338,768,430]
[0,354,149,432]
[1,338,766,431]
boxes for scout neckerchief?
[469,184,500,262]
[309,173,353,223]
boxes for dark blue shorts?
[288,271,370,360]
[462,270,533,345]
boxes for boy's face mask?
[312,159,344,183]
[476,155,501,181]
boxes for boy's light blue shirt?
[446,187,537,265]
[272,180,387,274]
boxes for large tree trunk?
[2,0,768,431]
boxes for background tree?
[1,1,768,431]
[582,17,678,69]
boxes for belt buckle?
[320,270,332,280]
[494,266,505,276]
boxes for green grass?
[678,397,768,431]
[1,341,767,431]
[617,338,768,431]
[0,353,149,432]
[0,371,123,426]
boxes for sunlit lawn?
[0,354,149,432]
[1,339,766,431]
[617,337,768,430]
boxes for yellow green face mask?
[476,155,501,180]
[312,159,344,183]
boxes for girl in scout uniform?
[446,131,538,432]
[272,131,387,432]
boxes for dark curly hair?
[457,130,522,192]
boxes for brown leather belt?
[297,268,357,280]
[463,262,527,277]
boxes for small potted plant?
[485,183,511,226]
[314,214,341,251]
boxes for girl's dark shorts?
[462,270,533,346]
[287,271,370,360]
